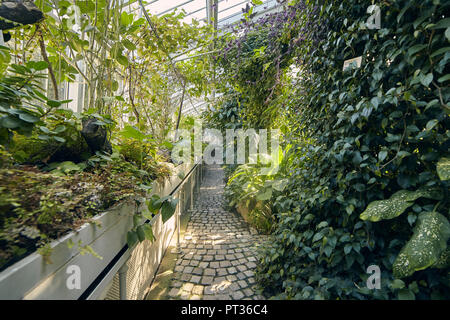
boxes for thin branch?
[432,80,449,111]
[38,26,58,100]
[379,117,407,170]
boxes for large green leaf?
[18,112,40,123]
[141,224,155,242]
[119,125,146,141]
[360,190,418,222]
[0,116,22,129]
[436,157,450,181]
[393,211,450,278]
[161,197,179,223]
[136,225,146,242]
[256,188,272,201]
[360,188,442,222]
[127,230,138,248]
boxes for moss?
[0,145,13,168]
[10,134,52,163]
[117,137,172,180]
[9,123,91,164]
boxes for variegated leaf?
[393,211,450,278]
[436,157,450,181]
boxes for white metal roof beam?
[156,0,195,16]
[218,0,249,14]
[184,6,206,17]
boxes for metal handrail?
[83,160,202,300]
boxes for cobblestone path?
[168,165,266,300]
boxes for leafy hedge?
[255,0,449,299]
[212,0,449,299]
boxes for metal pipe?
[190,175,194,211]
[118,263,129,300]
[176,196,181,250]
[184,6,206,18]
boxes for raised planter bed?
[0,162,198,300]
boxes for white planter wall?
[0,162,202,300]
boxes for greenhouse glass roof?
[138,0,282,29]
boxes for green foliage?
[116,125,171,180]
[117,127,153,167]
[146,194,179,223]
[436,157,450,181]
[215,4,309,128]
[10,117,90,164]
[0,0,210,271]
[204,92,244,131]
[225,164,288,234]
[0,46,11,74]
[360,187,443,221]
[47,161,85,175]
[393,211,450,278]
[78,242,103,260]
[0,153,149,270]
[259,0,449,299]
[126,198,156,249]
[0,145,13,168]
[0,61,70,145]
[160,197,179,223]
[126,194,178,248]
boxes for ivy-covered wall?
[213,0,449,299]
[257,0,449,300]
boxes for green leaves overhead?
[436,157,450,181]
[360,188,443,222]
[393,211,450,278]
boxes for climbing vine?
[214,0,449,300]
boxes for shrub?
[225,163,288,234]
